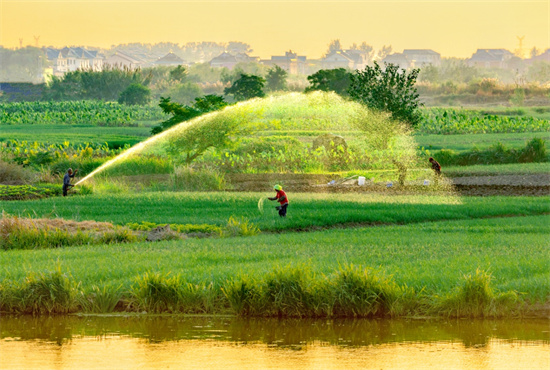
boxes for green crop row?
[0,101,164,126]
[0,184,61,200]
[418,108,550,134]
[2,192,549,232]
[126,221,222,235]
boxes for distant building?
[103,51,143,70]
[527,49,550,64]
[402,49,441,67]
[154,52,186,66]
[467,49,513,68]
[45,47,103,76]
[261,51,307,74]
[209,52,258,69]
[320,50,368,70]
[381,53,411,70]
[342,49,369,69]
[321,50,354,70]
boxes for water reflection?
[1,315,548,347]
[1,316,548,370]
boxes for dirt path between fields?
[225,173,550,196]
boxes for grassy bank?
[1,192,549,231]
[1,215,548,317]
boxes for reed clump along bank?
[0,265,523,318]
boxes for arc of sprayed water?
[75,97,264,186]
[75,115,204,186]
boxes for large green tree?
[224,73,265,101]
[265,65,288,91]
[305,68,351,96]
[348,61,422,126]
[152,94,228,135]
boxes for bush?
[436,269,518,318]
[519,138,547,162]
[0,160,34,184]
[15,267,79,314]
[349,62,422,126]
[222,216,260,237]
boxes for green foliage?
[0,100,163,126]
[224,73,265,101]
[169,65,188,82]
[166,103,256,164]
[44,67,151,101]
[118,83,151,106]
[305,68,351,96]
[349,62,422,126]
[152,94,227,134]
[265,65,288,91]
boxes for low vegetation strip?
[0,184,61,200]
[0,101,164,126]
[2,193,549,232]
[1,215,547,317]
[419,108,550,134]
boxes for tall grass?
[435,269,519,318]
[0,264,523,318]
[3,266,79,314]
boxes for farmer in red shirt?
[268,184,289,217]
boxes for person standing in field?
[429,157,441,185]
[268,184,289,217]
[63,168,78,196]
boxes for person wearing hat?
[62,168,78,196]
[268,184,289,217]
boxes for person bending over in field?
[429,157,441,185]
[268,184,289,217]
[63,168,78,196]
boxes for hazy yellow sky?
[1,0,548,58]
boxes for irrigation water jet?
[74,92,435,190]
[74,101,253,186]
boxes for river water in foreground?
[1,316,548,369]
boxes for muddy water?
[1,316,548,369]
